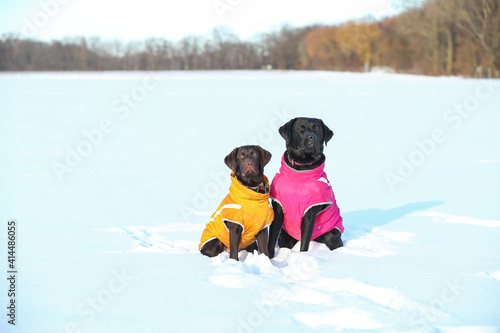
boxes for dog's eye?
[313,125,321,133]
[296,126,306,133]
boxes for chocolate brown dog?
[199,145,273,261]
[268,118,344,258]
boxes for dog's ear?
[278,118,297,145]
[256,146,272,168]
[224,147,240,173]
[319,119,334,146]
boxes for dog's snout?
[307,133,316,141]
[241,158,258,177]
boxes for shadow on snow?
[341,201,444,242]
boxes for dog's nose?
[307,134,316,141]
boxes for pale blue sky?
[0,0,403,41]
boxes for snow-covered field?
[1,71,499,332]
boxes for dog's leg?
[224,221,243,261]
[255,228,269,257]
[268,201,284,258]
[300,204,330,252]
[313,228,343,250]
[278,228,298,249]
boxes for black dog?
[268,118,344,258]
[199,145,273,261]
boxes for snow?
[0,71,499,332]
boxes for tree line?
[1,0,498,77]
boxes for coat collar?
[229,173,270,202]
[279,153,326,180]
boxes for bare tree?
[454,0,500,76]
[0,1,498,77]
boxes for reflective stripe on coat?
[270,154,343,241]
[199,173,274,251]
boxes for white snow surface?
[1,71,499,332]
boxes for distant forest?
[1,0,499,77]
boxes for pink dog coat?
[270,154,343,241]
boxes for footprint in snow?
[99,224,203,254]
[208,240,445,331]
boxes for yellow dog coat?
[199,173,274,251]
